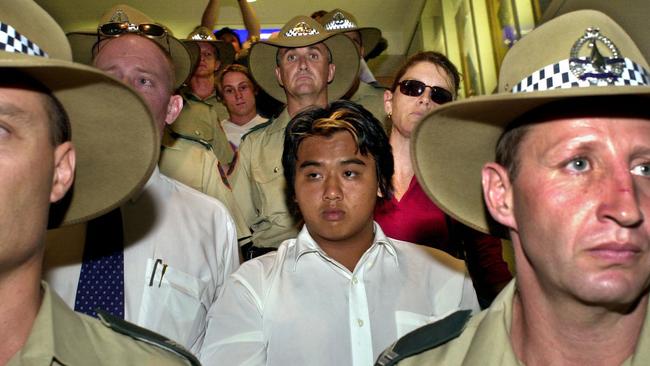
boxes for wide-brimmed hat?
[184,26,235,70]
[248,15,360,103]
[0,0,158,226]
[318,8,381,58]
[411,10,650,236]
[541,0,650,65]
[66,4,192,89]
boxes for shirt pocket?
[139,258,210,351]
[394,309,458,338]
[250,162,286,216]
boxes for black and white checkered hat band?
[325,19,358,31]
[0,21,48,57]
[512,58,649,93]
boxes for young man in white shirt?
[200,100,479,366]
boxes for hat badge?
[325,12,357,31]
[191,29,215,41]
[284,22,319,37]
[569,27,625,85]
[109,9,129,23]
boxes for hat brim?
[249,33,360,103]
[359,27,381,58]
[183,39,235,68]
[412,85,650,237]
[0,54,158,226]
[67,32,192,90]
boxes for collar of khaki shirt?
[13,282,80,365]
[179,85,218,104]
[459,279,650,365]
[288,222,398,272]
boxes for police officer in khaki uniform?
[167,25,236,171]
[319,8,388,126]
[68,8,252,246]
[0,1,196,364]
[230,16,359,255]
[376,10,650,366]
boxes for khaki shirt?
[160,134,252,245]
[350,81,388,130]
[230,109,298,248]
[398,280,650,365]
[174,86,234,166]
[8,282,191,366]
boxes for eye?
[137,77,153,88]
[308,52,320,60]
[306,172,322,180]
[631,163,650,177]
[239,84,249,92]
[565,157,590,172]
[286,54,297,62]
[223,87,235,95]
[343,170,358,178]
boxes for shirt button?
[357,319,364,327]
[352,276,358,285]
[194,130,201,136]
[273,167,279,173]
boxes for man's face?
[0,85,74,269]
[194,42,221,78]
[221,71,256,123]
[294,131,377,247]
[93,35,180,137]
[486,116,650,307]
[274,43,335,101]
[220,33,241,53]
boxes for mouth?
[588,243,642,263]
[321,208,345,221]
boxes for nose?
[298,55,309,71]
[418,87,432,107]
[234,89,243,100]
[597,167,644,228]
[323,175,342,202]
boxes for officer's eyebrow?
[0,101,30,123]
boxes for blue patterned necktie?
[74,207,125,318]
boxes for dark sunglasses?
[98,22,167,38]
[398,79,453,105]
[95,22,170,56]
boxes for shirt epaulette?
[241,116,274,142]
[367,81,388,90]
[374,309,472,366]
[97,310,200,366]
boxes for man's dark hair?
[1,70,71,146]
[282,100,394,218]
[215,27,242,48]
[391,51,461,97]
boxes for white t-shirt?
[221,114,268,147]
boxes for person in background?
[378,10,650,365]
[204,0,261,57]
[218,64,268,148]
[376,51,512,307]
[46,4,240,354]
[230,15,359,258]
[1,1,195,364]
[318,8,388,124]
[200,101,479,366]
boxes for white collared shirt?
[221,114,268,147]
[199,223,479,366]
[43,168,240,354]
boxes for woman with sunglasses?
[376,51,512,307]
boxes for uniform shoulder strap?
[375,309,472,366]
[97,310,200,366]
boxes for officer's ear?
[383,89,393,116]
[50,141,75,203]
[482,162,517,231]
[165,95,183,125]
